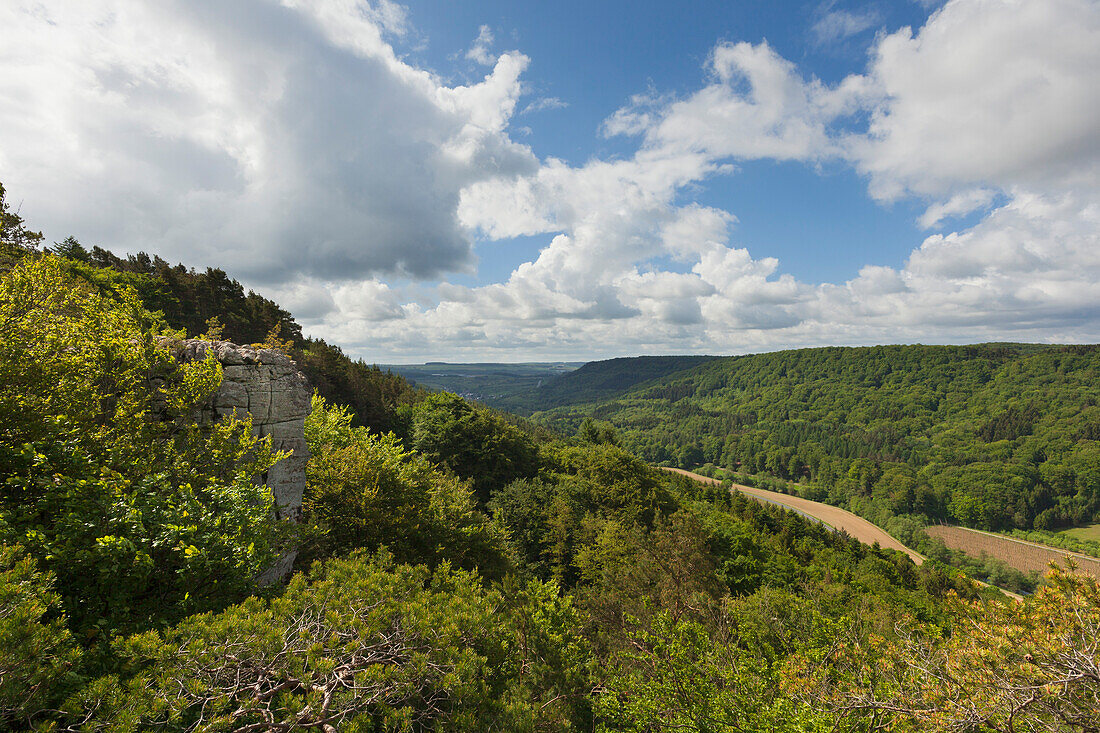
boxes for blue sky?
[1,0,1098,361]
[402,0,934,285]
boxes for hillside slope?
[496,354,721,413]
[535,344,1100,532]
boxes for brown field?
[926,525,1100,579]
[662,467,924,564]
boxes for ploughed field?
[926,525,1100,579]
[663,468,924,563]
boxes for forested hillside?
[3,185,1099,732]
[536,345,1100,534]
[495,354,720,413]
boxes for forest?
[490,356,721,414]
[532,345,1100,540]
[2,182,1099,732]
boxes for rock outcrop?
[172,340,312,581]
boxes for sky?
[1,0,1098,362]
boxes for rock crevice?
[172,340,312,580]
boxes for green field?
[1062,523,1100,542]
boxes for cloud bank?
[0,0,534,283]
[2,0,1098,360]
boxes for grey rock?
[172,339,312,582]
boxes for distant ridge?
[498,354,722,413]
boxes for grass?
[1061,523,1100,542]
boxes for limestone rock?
[171,339,312,581]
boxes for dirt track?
[662,468,924,564]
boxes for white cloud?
[811,6,882,46]
[0,0,535,285]
[340,0,1100,360]
[918,189,996,228]
[606,41,855,162]
[522,97,568,115]
[465,24,496,66]
[2,0,1098,362]
[848,0,1100,201]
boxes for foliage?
[597,609,832,732]
[535,345,1100,533]
[578,417,619,446]
[0,182,43,267]
[302,395,509,576]
[52,552,606,733]
[296,338,419,435]
[67,552,517,731]
[6,183,1098,732]
[0,255,282,636]
[80,243,422,436]
[496,355,721,414]
[797,563,1100,732]
[388,361,582,409]
[85,247,302,347]
[409,391,539,505]
[498,576,597,730]
[0,545,80,729]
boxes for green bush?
[0,544,80,729]
[302,395,509,576]
[0,256,283,636]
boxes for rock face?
[173,340,312,581]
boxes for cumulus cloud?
[0,0,535,284]
[2,0,1098,361]
[351,0,1100,360]
[848,0,1100,201]
[604,41,860,162]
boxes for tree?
[302,395,509,576]
[0,255,283,635]
[796,563,1100,732]
[49,235,91,262]
[410,391,539,505]
[67,552,519,732]
[0,182,43,261]
[579,418,619,446]
[489,477,558,579]
[0,545,80,730]
[596,610,830,732]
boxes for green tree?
[302,395,509,575]
[49,235,91,262]
[68,552,519,731]
[597,610,830,732]
[0,182,43,264]
[410,391,539,504]
[579,417,620,446]
[0,255,283,635]
[0,545,81,730]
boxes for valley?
[2,188,1097,732]
[663,467,924,563]
[4,0,1098,729]
[385,361,583,404]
